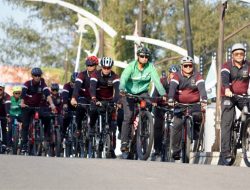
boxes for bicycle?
[121,94,154,160]
[48,113,61,157]
[10,116,22,155]
[154,105,174,162]
[88,101,116,159]
[173,102,202,163]
[222,94,250,166]
[26,107,44,156]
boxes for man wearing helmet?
[61,72,78,140]
[89,57,120,158]
[168,56,207,160]
[151,64,179,161]
[119,46,166,153]
[8,85,22,152]
[220,43,249,162]
[0,83,11,152]
[70,56,98,136]
[20,67,56,154]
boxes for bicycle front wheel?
[242,118,250,167]
[183,118,192,163]
[136,110,154,160]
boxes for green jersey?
[10,96,21,117]
[119,60,166,96]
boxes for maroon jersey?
[72,70,91,99]
[168,70,207,103]
[221,60,250,96]
[21,78,50,107]
[0,92,11,117]
[90,70,120,102]
[52,93,63,114]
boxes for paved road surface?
[1,155,250,190]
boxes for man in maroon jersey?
[168,56,207,160]
[71,56,98,134]
[89,57,120,158]
[20,67,56,154]
[220,43,250,161]
[0,83,11,152]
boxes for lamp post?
[183,0,194,58]
[212,0,228,152]
[138,0,144,37]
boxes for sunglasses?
[183,64,193,68]
[51,89,58,92]
[87,65,95,67]
[33,75,41,77]
[14,92,21,95]
[102,67,112,70]
[139,55,149,59]
[233,52,245,57]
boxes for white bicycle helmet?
[231,43,245,53]
[181,56,194,64]
[100,57,114,67]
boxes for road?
[1,155,250,190]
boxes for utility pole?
[64,51,69,84]
[212,1,227,152]
[138,0,144,37]
[183,0,194,58]
[99,0,104,58]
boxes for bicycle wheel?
[183,118,193,163]
[161,124,172,162]
[54,128,61,157]
[193,122,205,153]
[12,123,19,155]
[242,118,250,167]
[136,110,154,160]
[33,121,44,156]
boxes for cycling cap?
[168,65,179,73]
[13,86,22,92]
[31,67,43,75]
[51,83,59,91]
[71,72,78,83]
[231,43,245,53]
[100,57,114,67]
[181,56,194,64]
[137,46,151,56]
[86,56,99,66]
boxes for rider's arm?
[113,76,120,103]
[90,73,98,100]
[119,63,132,92]
[196,73,207,101]
[150,64,166,96]
[168,73,179,100]
[4,95,11,116]
[221,62,231,89]
[72,75,83,99]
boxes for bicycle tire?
[136,110,154,160]
[183,117,192,163]
[54,128,61,157]
[102,133,111,158]
[161,124,172,162]
[33,121,44,156]
[242,118,250,167]
[12,122,19,155]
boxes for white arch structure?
[122,35,200,64]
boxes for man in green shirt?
[119,46,166,152]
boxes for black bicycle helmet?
[51,83,59,91]
[71,72,78,83]
[168,65,179,73]
[136,46,151,57]
[31,67,43,75]
[100,57,114,67]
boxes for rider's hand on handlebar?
[20,102,27,108]
[225,88,233,97]
[120,90,126,97]
[70,98,77,107]
[201,100,207,109]
[167,99,175,107]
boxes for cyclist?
[168,56,207,160]
[151,64,179,161]
[0,83,11,152]
[119,46,166,152]
[50,83,62,114]
[61,72,78,140]
[71,56,98,135]
[8,85,22,149]
[89,57,120,158]
[220,43,250,161]
[20,67,56,153]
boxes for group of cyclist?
[0,42,247,163]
